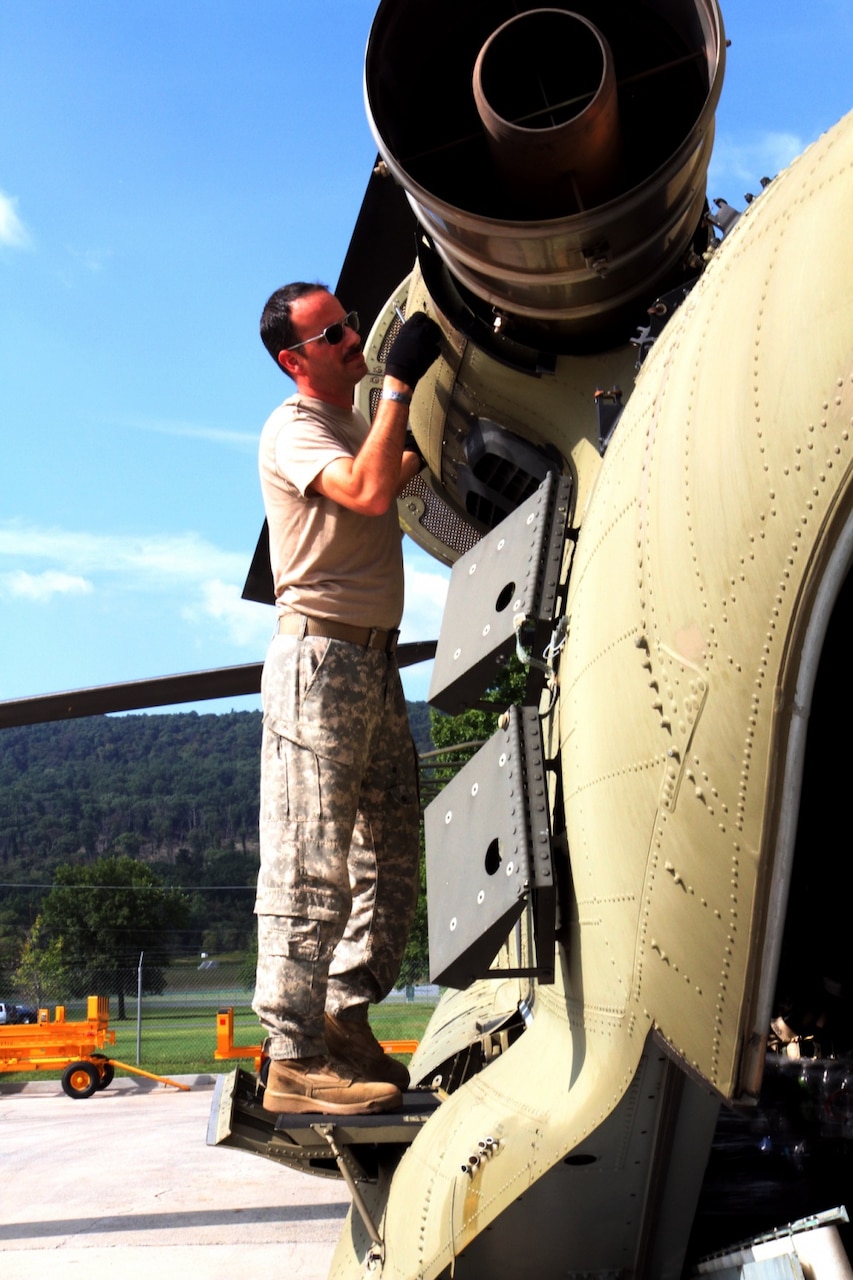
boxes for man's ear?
[277,348,300,378]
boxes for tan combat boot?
[262,1056,402,1115]
[325,1012,410,1091]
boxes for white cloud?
[708,130,805,194]
[191,578,274,648]
[0,190,31,249]
[0,523,454,634]
[182,541,450,662]
[113,414,258,452]
[0,520,450,696]
[399,557,447,703]
[192,556,449,655]
[2,570,93,602]
[70,246,113,272]
[0,520,271,669]
[0,521,248,587]
[119,534,248,583]
[400,555,449,647]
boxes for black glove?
[403,428,425,466]
[385,312,441,388]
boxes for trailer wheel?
[61,1061,99,1099]
[89,1053,115,1090]
[95,1061,115,1090]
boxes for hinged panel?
[426,706,555,987]
[428,472,572,713]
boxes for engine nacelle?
[366,0,725,348]
[362,0,726,560]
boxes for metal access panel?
[428,471,572,713]
[425,705,554,988]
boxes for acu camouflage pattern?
[253,634,419,1060]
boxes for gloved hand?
[384,312,442,388]
[403,428,425,465]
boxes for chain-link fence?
[0,950,439,1081]
[0,728,479,1085]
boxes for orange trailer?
[0,996,188,1097]
[213,1005,419,1071]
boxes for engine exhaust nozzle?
[473,8,622,218]
[365,0,725,343]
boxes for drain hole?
[484,839,502,875]
[495,581,515,612]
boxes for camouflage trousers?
[253,634,420,1060]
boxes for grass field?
[1,996,439,1084]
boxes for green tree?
[239,934,258,991]
[396,834,430,987]
[13,916,69,1008]
[38,855,189,1018]
[430,659,528,756]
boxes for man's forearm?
[311,376,415,514]
[312,313,441,515]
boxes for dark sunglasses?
[286,310,360,351]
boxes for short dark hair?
[260,282,329,375]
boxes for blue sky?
[1,1,851,713]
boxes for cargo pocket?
[264,723,323,821]
[259,914,323,961]
[261,634,330,726]
[263,716,359,824]
[254,916,324,1021]
[297,634,331,704]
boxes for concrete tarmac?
[0,1074,350,1279]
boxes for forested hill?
[0,702,433,884]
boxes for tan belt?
[277,613,399,652]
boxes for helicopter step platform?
[207,1067,440,1182]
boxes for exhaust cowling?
[365,0,725,346]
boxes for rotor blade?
[0,665,264,728]
[397,639,438,668]
[335,156,419,333]
[0,641,437,728]
[242,519,274,605]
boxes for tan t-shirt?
[258,394,404,630]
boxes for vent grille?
[472,453,541,507]
[400,474,481,560]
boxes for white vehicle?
[0,1001,37,1025]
